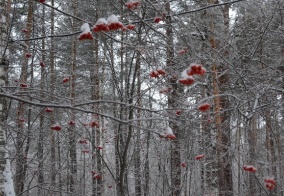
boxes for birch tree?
[0,0,15,195]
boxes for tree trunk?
[69,0,78,193]
[15,1,33,194]
[209,1,233,195]
[134,16,143,196]
[165,2,181,195]
[49,0,56,191]
[264,112,276,196]
[37,5,45,194]
[0,1,14,194]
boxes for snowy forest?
[0,0,284,195]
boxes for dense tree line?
[0,0,284,195]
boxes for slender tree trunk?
[49,0,56,192]
[15,1,33,194]
[37,5,45,192]
[69,0,78,193]
[264,112,276,196]
[134,16,143,196]
[165,2,181,195]
[143,116,151,196]
[91,4,103,195]
[23,29,35,196]
[93,31,102,196]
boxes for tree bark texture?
[165,2,181,195]
[15,1,34,194]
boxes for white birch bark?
[0,1,15,195]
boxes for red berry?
[264,177,276,186]
[25,53,32,58]
[159,87,172,94]
[93,175,102,180]
[243,165,257,173]
[109,22,124,31]
[81,149,89,153]
[45,107,53,113]
[154,17,162,23]
[149,71,159,78]
[20,83,28,88]
[165,134,176,140]
[198,103,210,112]
[187,64,206,76]
[178,49,187,55]
[39,61,45,67]
[90,121,99,128]
[68,120,76,126]
[178,77,195,86]
[51,124,62,131]
[18,118,25,122]
[78,139,88,144]
[157,67,166,76]
[62,77,69,84]
[96,146,103,150]
[125,1,140,9]
[126,24,135,30]
[79,32,93,40]
[175,110,181,116]
[195,154,205,160]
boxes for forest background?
[0,0,284,195]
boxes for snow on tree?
[79,23,93,40]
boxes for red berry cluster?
[125,24,135,30]
[78,139,88,144]
[108,22,124,31]
[20,83,28,88]
[243,165,257,173]
[149,67,166,78]
[159,127,176,140]
[159,87,172,94]
[97,146,103,150]
[25,53,32,58]
[93,15,125,33]
[195,154,205,160]
[178,48,187,55]
[93,19,109,32]
[178,76,194,86]
[45,107,53,113]
[181,162,186,167]
[51,124,62,131]
[90,121,99,128]
[18,118,25,123]
[187,64,206,76]
[68,120,76,126]
[154,17,162,23]
[79,32,93,40]
[198,103,210,112]
[81,149,89,153]
[264,177,276,190]
[39,61,45,67]
[125,1,140,9]
[62,77,69,84]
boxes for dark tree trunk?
[165,2,181,195]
